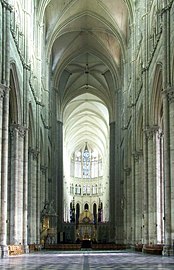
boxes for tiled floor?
[0,250,174,270]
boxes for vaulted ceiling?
[37,0,133,156]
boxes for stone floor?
[0,250,174,270]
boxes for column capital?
[40,165,47,174]
[18,125,27,138]
[0,88,4,99]
[9,123,27,138]
[162,87,174,103]
[28,147,39,160]
[157,129,164,139]
[144,125,159,140]
[123,167,131,176]
[167,87,174,104]
[0,84,10,97]
[132,150,143,162]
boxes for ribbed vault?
[63,93,109,158]
[38,0,133,220]
[38,0,133,180]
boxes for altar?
[76,210,96,242]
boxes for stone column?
[27,148,32,243]
[36,120,41,245]
[146,127,158,244]
[28,147,38,243]
[146,128,153,245]
[109,121,116,242]
[9,124,26,245]
[161,88,171,254]
[17,125,26,244]
[56,121,63,233]
[161,0,172,255]
[131,153,135,245]
[0,4,2,80]
[23,128,29,253]
[0,87,4,216]
[33,148,38,244]
[0,0,12,257]
[40,165,47,209]
[0,86,10,257]
[22,15,30,249]
[156,129,164,244]
[124,167,131,245]
[133,151,143,244]
[142,0,149,247]
[9,124,19,244]
[167,88,174,244]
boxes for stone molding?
[145,126,159,140]
[167,87,174,104]
[48,178,52,183]
[41,114,50,130]
[0,88,4,99]
[162,87,174,103]
[9,123,27,138]
[40,165,47,174]
[157,129,164,139]
[123,167,131,176]
[1,0,13,11]
[28,147,39,160]
[0,84,10,97]
[132,150,143,162]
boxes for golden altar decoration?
[76,210,96,241]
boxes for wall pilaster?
[0,0,12,257]
[123,167,131,245]
[161,0,172,255]
[0,87,4,215]
[166,87,174,242]
[40,165,47,211]
[23,128,29,252]
[146,126,158,244]
[109,122,116,242]
[0,86,10,257]
[133,151,143,244]
[56,121,63,233]
[28,147,39,243]
[9,124,19,244]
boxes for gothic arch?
[149,63,164,244]
[55,50,117,123]
[149,2,158,35]
[150,64,163,126]
[9,63,22,124]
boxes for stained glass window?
[83,144,90,178]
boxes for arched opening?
[8,69,20,245]
[63,92,109,241]
[150,64,164,244]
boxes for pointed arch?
[150,63,163,126]
[9,63,22,124]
